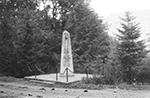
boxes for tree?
[0,0,37,20]
[0,0,38,77]
[106,37,123,84]
[117,12,147,84]
[60,0,110,73]
[38,0,110,74]
[0,0,110,78]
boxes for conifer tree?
[117,12,147,84]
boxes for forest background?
[0,0,150,85]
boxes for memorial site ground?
[0,76,150,98]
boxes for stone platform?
[25,73,92,84]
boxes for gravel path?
[0,81,150,98]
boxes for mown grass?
[1,76,150,90]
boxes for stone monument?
[26,30,92,83]
[60,30,74,77]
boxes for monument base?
[59,73,74,77]
[25,73,92,83]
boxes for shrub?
[82,75,116,85]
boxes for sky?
[90,0,150,16]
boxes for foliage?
[0,18,15,76]
[0,0,109,78]
[117,12,147,84]
[70,1,110,73]
[1,0,150,86]
[82,75,116,85]
[107,37,123,84]
[135,57,150,84]
[0,0,37,20]
[34,0,110,74]
[0,0,39,77]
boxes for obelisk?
[60,30,74,77]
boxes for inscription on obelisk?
[60,30,74,77]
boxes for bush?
[82,75,116,85]
[134,67,150,84]
[82,77,95,84]
[0,76,21,82]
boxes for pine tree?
[117,12,147,84]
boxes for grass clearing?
[0,76,150,91]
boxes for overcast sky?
[90,0,150,16]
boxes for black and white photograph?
[0,0,150,98]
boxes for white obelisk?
[60,30,74,77]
